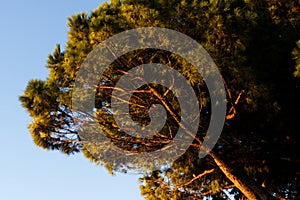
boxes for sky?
[0,1,143,199]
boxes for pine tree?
[20,0,300,199]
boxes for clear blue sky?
[0,1,143,199]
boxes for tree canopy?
[20,0,300,199]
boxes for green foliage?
[293,40,300,77]
[20,0,300,199]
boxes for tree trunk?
[209,151,274,200]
